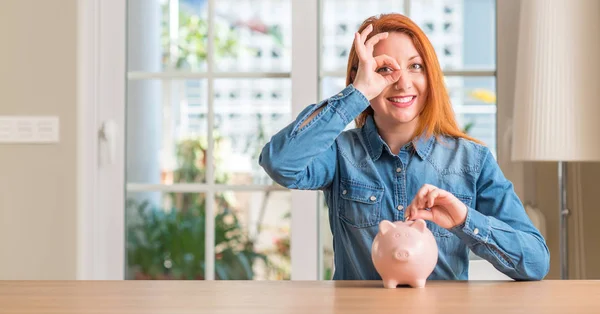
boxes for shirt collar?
[362,115,435,161]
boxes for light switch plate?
[0,116,60,143]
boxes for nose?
[394,249,410,261]
[394,71,413,91]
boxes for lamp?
[511,0,600,279]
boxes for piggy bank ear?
[412,219,427,232]
[379,220,396,235]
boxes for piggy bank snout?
[394,249,410,261]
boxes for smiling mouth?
[387,96,416,108]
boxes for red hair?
[347,13,482,144]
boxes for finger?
[427,189,440,208]
[386,70,403,85]
[406,195,421,214]
[354,32,367,61]
[415,184,436,208]
[406,198,418,218]
[359,24,373,43]
[419,184,439,209]
[355,24,374,61]
[416,184,436,201]
[404,204,413,221]
[412,205,421,221]
[405,204,419,222]
[365,32,389,54]
[373,54,401,71]
[411,208,434,221]
[427,188,450,208]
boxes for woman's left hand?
[405,184,468,229]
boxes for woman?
[259,13,549,281]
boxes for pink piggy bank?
[371,219,438,288]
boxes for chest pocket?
[426,194,473,238]
[338,179,384,228]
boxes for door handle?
[99,119,118,165]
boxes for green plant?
[126,197,267,280]
[160,5,284,71]
[126,137,271,280]
[462,121,475,134]
[160,5,238,70]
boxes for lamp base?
[558,161,569,279]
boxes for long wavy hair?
[347,13,482,144]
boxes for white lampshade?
[511,0,600,162]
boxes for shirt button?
[337,93,343,97]
[370,195,377,201]
[342,190,347,195]
[397,205,403,210]
[396,167,402,173]
[473,228,479,235]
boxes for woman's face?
[369,32,428,127]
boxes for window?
[126,0,293,281]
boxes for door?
[82,0,321,280]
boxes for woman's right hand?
[351,24,403,100]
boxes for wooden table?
[1,280,599,313]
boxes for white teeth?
[389,96,414,103]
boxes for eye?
[409,63,424,71]
[376,66,394,74]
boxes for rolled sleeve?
[450,206,491,245]
[329,84,370,125]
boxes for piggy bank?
[371,219,438,288]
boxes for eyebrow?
[409,55,422,61]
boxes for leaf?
[462,121,475,134]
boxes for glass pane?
[215,191,291,280]
[127,0,209,72]
[126,191,206,280]
[410,0,496,70]
[213,79,292,185]
[214,0,291,72]
[446,76,496,156]
[321,76,346,99]
[126,79,208,184]
[321,0,406,73]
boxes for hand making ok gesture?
[351,24,403,100]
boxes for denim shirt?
[259,84,550,281]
